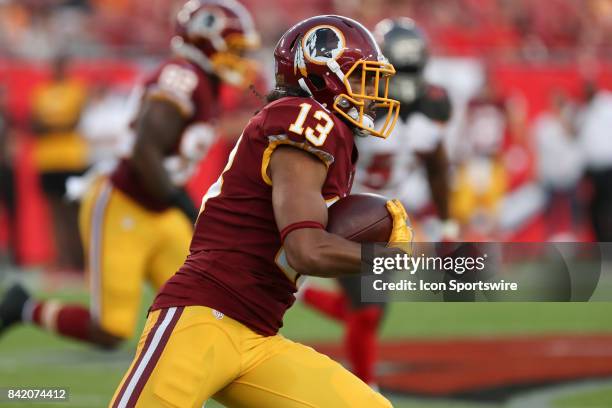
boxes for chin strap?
[327,60,346,83]
[347,107,375,137]
[326,60,376,137]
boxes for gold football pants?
[110,306,392,408]
[80,178,193,338]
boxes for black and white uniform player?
[346,18,457,306]
[299,18,459,386]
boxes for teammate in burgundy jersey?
[111,14,412,408]
[110,57,220,214]
[0,0,260,350]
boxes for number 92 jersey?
[111,58,218,210]
[152,96,358,336]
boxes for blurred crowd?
[1,0,612,59]
[402,0,612,58]
[1,0,612,272]
[446,76,612,243]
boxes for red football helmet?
[274,15,400,138]
[172,0,260,88]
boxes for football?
[327,193,393,242]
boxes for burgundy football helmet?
[274,15,400,138]
[172,0,260,88]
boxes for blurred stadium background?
[1,0,612,407]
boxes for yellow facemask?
[332,60,400,139]
[211,33,260,89]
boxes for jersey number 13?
[289,103,334,146]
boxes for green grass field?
[1,276,612,407]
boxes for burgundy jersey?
[111,58,219,211]
[152,96,358,335]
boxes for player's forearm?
[424,146,450,220]
[129,98,193,207]
[428,169,450,220]
[130,144,176,203]
[285,229,363,278]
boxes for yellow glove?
[386,199,414,254]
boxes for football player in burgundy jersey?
[0,0,260,349]
[110,15,411,408]
[301,18,455,386]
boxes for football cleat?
[0,284,30,336]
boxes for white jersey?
[355,111,445,212]
[579,92,612,170]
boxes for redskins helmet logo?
[187,9,225,38]
[302,25,345,64]
[294,25,346,76]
